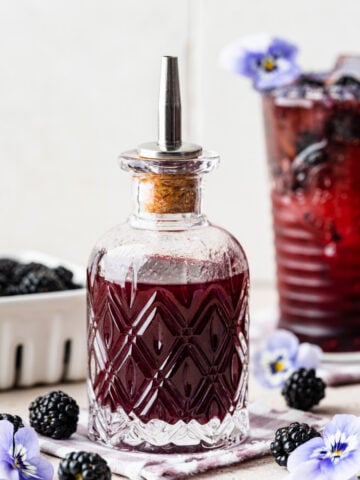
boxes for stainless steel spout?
[138,56,202,159]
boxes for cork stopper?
[137,174,198,214]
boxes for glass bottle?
[87,56,250,452]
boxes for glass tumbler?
[263,71,360,353]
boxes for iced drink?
[263,56,360,353]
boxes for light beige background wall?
[1,0,360,283]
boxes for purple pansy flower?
[0,420,53,480]
[252,329,322,388]
[288,414,360,480]
[220,33,301,91]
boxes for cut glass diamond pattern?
[88,271,249,450]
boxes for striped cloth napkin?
[39,404,326,480]
[251,308,360,386]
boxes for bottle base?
[88,402,249,453]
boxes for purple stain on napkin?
[39,405,326,480]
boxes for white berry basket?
[0,251,86,390]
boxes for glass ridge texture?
[87,153,250,452]
[263,78,360,353]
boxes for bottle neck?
[129,174,207,230]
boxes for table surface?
[2,285,360,479]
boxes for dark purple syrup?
[88,271,249,425]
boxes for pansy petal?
[269,37,298,60]
[219,33,273,75]
[251,350,269,386]
[0,448,13,467]
[0,420,15,453]
[288,437,326,471]
[0,461,19,480]
[288,459,325,480]
[239,52,264,78]
[252,348,294,388]
[322,452,360,480]
[266,329,299,356]
[14,427,40,459]
[220,46,253,77]
[255,64,301,91]
[27,455,54,480]
[0,450,14,464]
[324,414,360,441]
[296,343,322,369]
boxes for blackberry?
[297,73,325,88]
[0,273,8,295]
[58,451,111,480]
[291,131,328,190]
[270,422,321,466]
[282,368,326,411]
[54,266,74,286]
[295,131,320,155]
[12,262,45,284]
[54,266,81,289]
[18,269,65,294]
[0,413,24,432]
[3,285,20,296]
[29,390,79,439]
[0,258,19,280]
[334,75,360,88]
[326,108,360,144]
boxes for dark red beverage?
[87,271,249,425]
[263,70,360,352]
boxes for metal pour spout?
[138,56,202,159]
[158,56,182,151]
